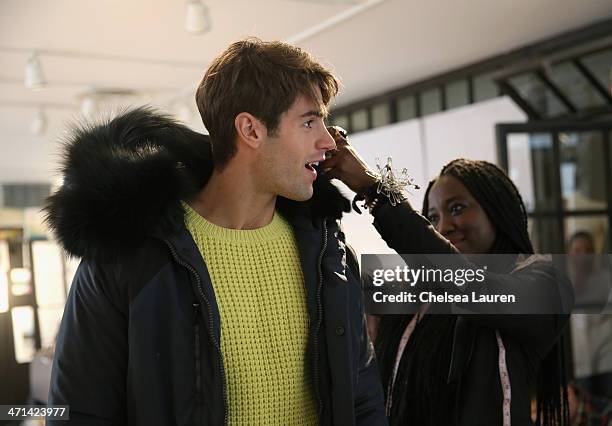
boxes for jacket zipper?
[192,303,202,399]
[447,319,458,384]
[313,219,328,416]
[164,240,229,426]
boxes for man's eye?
[303,120,314,129]
[428,214,438,224]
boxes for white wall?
[337,119,425,256]
[422,97,527,178]
[338,96,527,258]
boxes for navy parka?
[45,108,386,426]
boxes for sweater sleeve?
[372,201,457,255]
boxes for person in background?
[569,232,596,255]
[45,39,386,425]
[566,230,610,310]
[322,130,573,425]
[565,384,612,426]
[531,384,612,426]
[568,230,612,401]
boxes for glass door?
[497,122,612,254]
[497,121,612,397]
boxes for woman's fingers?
[327,125,349,149]
[324,126,379,191]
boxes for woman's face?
[426,174,497,254]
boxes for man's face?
[255,92,336,201]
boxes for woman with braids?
[321,128,574,426]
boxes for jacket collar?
[45,107,350,261]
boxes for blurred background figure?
[531,383,612,426]
[567,231,612,311]
[569,230,612,402]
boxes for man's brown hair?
[195,37,339,168]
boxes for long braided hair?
[376,158,569,425]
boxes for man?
[46,38,386,425]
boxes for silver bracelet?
[369,157,420,206]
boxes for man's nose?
[317,128,336,152]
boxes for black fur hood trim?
[44,107,350,260]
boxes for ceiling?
[1,0,611,184]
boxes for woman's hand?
[322,126,378,193]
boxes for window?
[445,79,469,109]
[473,73,499,102]
[508,72,568,118]
[559,131,607,211]
[582,48,612,91]
[420,88,442,115]
[371,103,391,128]
[330,114,349,131]
[548,61,607,109]
[351,109,369,132]
[396,95,417,121]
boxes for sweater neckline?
[182,202,286,244]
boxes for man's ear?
[235,112,266,149]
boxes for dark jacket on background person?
[45,108,386,426]
[371,202,574,426]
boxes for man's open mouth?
[305,161,319,171]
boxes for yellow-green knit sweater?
[183,204,317,425]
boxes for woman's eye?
[428,214,438,224]
[449,204,465,215]
[303,120,314,129]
